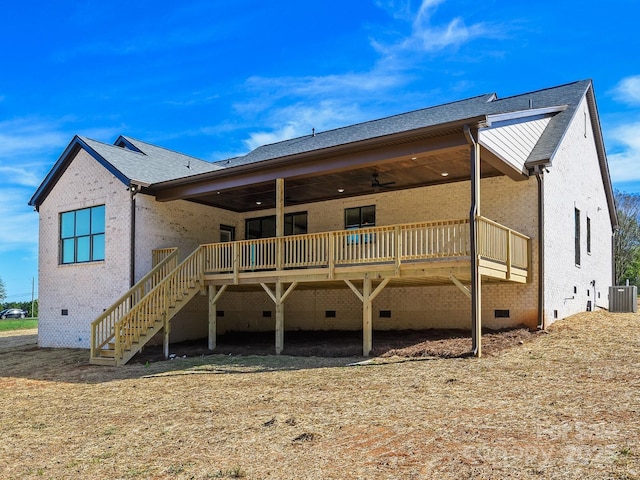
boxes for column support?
[345,277,390,356]
[261,281,298,355]
[276,178,285,270]
[208,284,228,350]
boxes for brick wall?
[542,96,614,324]
[38,150,132,348]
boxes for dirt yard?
[1,311,638,479]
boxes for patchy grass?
[0,318,37,331]
[0,310,639,479]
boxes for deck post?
[465,125,482,358]
[163,318,170,360]
[275,281,284,354]
[276,177,284,270]
[208,284,228,350]
[362,277,372,356]
[261,281,297,355]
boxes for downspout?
[129,185,137,287]
[534,166,545,330]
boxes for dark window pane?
[61,212,75,239]
[91,205,105,234]
[75,209,91,236]
[293,214,307,234]
[262,217,276,238]
[77,236,90,262]
[93,234,105,261]
[246,219,261,239]
[62,238,75,264]
[362,206,376,226]
[345,208,360,228]
[575,208,581,266]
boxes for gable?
[480,116,552,174]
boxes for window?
[587,216,591,254]
[245,212,307,239]
[345,205,376,229]
[574,208,581,266]
[345,205,376,244]
[60,205,105,264]
[220,225,235,243]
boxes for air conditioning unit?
[608,286,638,313]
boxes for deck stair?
[90,247,206,365]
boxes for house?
[29,79,617,365]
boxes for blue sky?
[1,0,639,302]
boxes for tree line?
[615,190,640,286]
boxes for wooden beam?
[449,274,471,299]
[363,278,373,357]
[260,283,277,304]
[275,281,284,355]
[276,178,284,270]
[260,280,296,355]
[344,279,363,302]
[280,281,298,303]
[369,277,390,303]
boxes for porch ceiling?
[151,129,507,212]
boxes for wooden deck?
[90,216,529,365]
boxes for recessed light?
[256,201,262,205]
[441,172,449,177]
[338,188,345,193]
[411,157,417,160]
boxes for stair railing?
[112,246,206,362]
[90,248,179,360]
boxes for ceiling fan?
[371,172,396,190]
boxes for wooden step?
[90,356,116,366]
[99,349,115,358]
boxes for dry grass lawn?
[0,310,638,479]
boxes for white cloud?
[242,70,406,108]
[607,121,640,183]
[242,100,367,151]
[612,75,640,106]
[244,124,301,151]
[372,0,497,57]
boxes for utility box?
[609,286,638,313]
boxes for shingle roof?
[213,80,591,169]
[81,136,221,185]
[30,79,597,209]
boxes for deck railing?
[200,217,526,275]
[90,248,179,359]
[92,217,529,364]
[113,245,205,357]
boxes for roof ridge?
[249,92,495,150]
[492,79,591,102]
[120,135,212,164]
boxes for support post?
[275,281,284,354]
[362,277,372,357]
[208,285,228,350]
[261,281,297,355]
[345,277,390,357]
[465,125,482,358]
[163,318,170,360]
[276,178,284,270]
